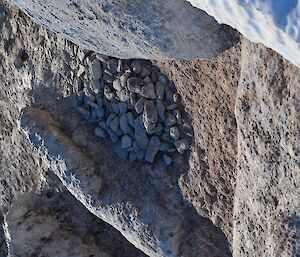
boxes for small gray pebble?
[95,108,105,119]
[110,116,119,132]
[131,61,142,74]
[116,89,130,102]
[143,100,158,133]
[95,94,103,107]
[121,135,132,149]
[120,71,131,88]
[104,69,113,77]
[165,112,177,126]
[111,103,119,114]
[173,93,180,103]
[95,127,107,138]
[135,97,146,114]
[103,73,113,83]
[158,74,168,85]
[127,112,135,127]
[89,80,101,94]
[163,155,172,165]
[134,117,149,150]
[90,59,102,80]
[118,102,127,114]
[106,113,116,126]
[170,126,180,141]
[104,86,115,100]
[155,122,163,136]
[155,82,164,100]
[116,59,123,73]
[107,128,119,143]
[144,136,160,163]
[166,103,178,111]
[140,65,151,77]
[174,139,189,154]
[156,99,165,120]
[99,120,108,130]
[107,58,118,74]
[129,151,137,163]
[130,92,138,106]
[165,88,174,103]
[127,77,141,93]
[113,79,122,91]
[143,76,152,83]
[120,113,129,134]
[77,64,85,77]
[141,83,156,99]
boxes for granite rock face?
[233,39,300,257]
[0,1,299,257]
[10,0,238,59]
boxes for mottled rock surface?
[0,1,299,257]
[10,0,238,59]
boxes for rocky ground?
[0,0,299,257]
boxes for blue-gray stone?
[141,83,156,99]
[135,97,146,114]
[110,116,119,132]
[174,139,189,154]
[163,154,172,166]
[155,82,164,100]
[94,127,107,138]
[90,59,102,80]
[126,112,135,128]
[134,117,149,150]
[120,113,129,134]
[114,144,128,160]
[145,136,161,163]
[129,151,137,163]
[118,102,128,114]
[156,99,165,120]
[121,135,132,149]
[170,126,180,141]
[127,77,141,93]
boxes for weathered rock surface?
[0,1,299,257]
[10,0,238,59]
[233,39,300,257]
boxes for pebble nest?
[74,53,190,164]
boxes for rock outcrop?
[10,0,238,59]
[0,1,299,257]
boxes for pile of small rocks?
[74,54,189,164]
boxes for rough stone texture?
[0,1,299,257]
[10,0,239,59]
[233,39,300,257]
[5,174,146,257]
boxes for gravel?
[76,56,190,163]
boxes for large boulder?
[10,0,238,59]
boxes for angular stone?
[140,66,151,78]
[156,100,165,120]
[155,82,164,100]
[94,127,107,138]
[111,103,119,114]
[126,112,135,128]
[77,64,85,77]
[113,79,122,91]
[145,136,160,163]
[116,59,123,73]
[163,154,172,165]
[104,86,115,100]
[127,77,141,93]
[103,72,113,84]
[141,83,156,99]
[166,103,178,111]
[107,58,118,74]
[134,117,149,150]
[110,116,119,132]
[164,112,176,126]
[106,113,116,126]
[143,100,158,133]
[158,74,168,85]
[121,135,132,149]
[116,89,130,102]
[120,71,131,88]
[120,113,129,134]
[129,151,137,163]
[95,108,105,119]
[135,97,146,114]
[131,61,142,74]
[169,126,180,141]
[118,102,127,114]
[130,92,138,107]
[90,58,102,80]
[174,139,189,154]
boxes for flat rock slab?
[11,0,238,59]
